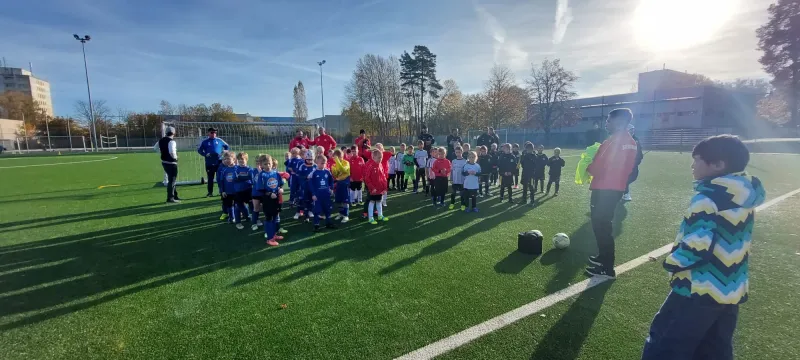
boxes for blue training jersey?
[250,168,264,196]
[255,170,284,196]
[197,137,230,166]
[217,165,238,194]
[308,169,334,195]
[233,165,252,193]
[296,163,316,186]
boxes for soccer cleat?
[251,224,259,231]
[266,239,280,247]
[309,212,315,218]
[382,202,387,207]
[622,193,632,202]
[514,185,519,189]
[362,212,368,219]
[166,199,181,204]
[333,213,342,220]
[279,228,288,234]
[293,213,301,220]
[380,216,389,222]
[236,223,244,230]
[206,193,214,197]
[473,208,480,213]
[274,235,284,240]
[554,192,559,197]
[314,225,322,232]
[220,214,229,221]
[461,205,466,211]
[369,218,378,225]
[449,204,455,210]
[341,216,350,223]
[584,266,616,279]
[464,208,471,213]
[257,220,263,226]
[588,255,603,266]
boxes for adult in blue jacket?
[197,127,230,196]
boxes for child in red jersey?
[364,149,388,224]
[431,147,452,207]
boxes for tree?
[718,78,772,93]
[757,89,790,125]
[74,99,111,146]
[293,81,309,122]
[159,100,174,116]
[0,91,48,128]
[344,54,404,138]
[400,45,443,130]
[343,101,376,136]
[208,103,237,121]
[757,0,800,131]
[526,59,580,141]
[483,65,529,129]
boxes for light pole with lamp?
[74,34,98,151]
[317,60,326,128]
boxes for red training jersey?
[289,136,311,151]
[355,136,371,160]
[432,158,452,178]
[349,155,366,182]
[364,160,387,195]
[587,131,638,191]
[276,171,290,203]
[380,151,392,171]
[314,134,337,153]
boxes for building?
[528,69,763,135]
[1,67,54,116]
[307,115,350,138]
[235,114,296,123]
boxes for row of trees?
[341,45,580,139]
[756,0,800,130]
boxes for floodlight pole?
[318,60,326,128]
[74,34,98,151]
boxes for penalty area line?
[396,186,800,360]
[0,156,118,169]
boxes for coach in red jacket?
[289,130,312,150]
[585,108,638,279]
[314,127,337,153]
[354,129,371,161]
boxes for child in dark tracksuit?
[519,142,537,206]
[641,135,765,360]
[477,146,492,196]
[546,148,566,195]
[488,144,500,185]
[533,145,549,193]
[497,144,518,203]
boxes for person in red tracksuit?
[348,146,366,206]
[289,130,312,150]
[314,127,338,153]
[585,108,639,279]
[364,149,388,224]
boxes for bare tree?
[526,59,579,141]
[483,65,528,129]
[159,100,174,116]
[74,99,111,145]
[344,54,404,138]
[293,81,309,122]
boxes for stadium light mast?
[74,34,98,151]
[318,60,326,128]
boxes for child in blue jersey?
[330,149,351,224]
[254,154,284,247]
[288,148,302,207]
[294,150,316,221]
[309,155,336,232]
[216,152,238,223]
[232,152,253,230]
[462,151,481,212]
[450,146,468,210]
[249,155,266,231]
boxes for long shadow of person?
[529,280,613,360]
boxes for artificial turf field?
[0,149,799,360]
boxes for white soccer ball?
[552,233,570,249]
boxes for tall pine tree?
[757,0,800,132]
[400,45,442,131]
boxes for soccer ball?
[552,233,570,249]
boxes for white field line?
[0,156,118,169]
[397,186,800,360]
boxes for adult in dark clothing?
[476,127,500,149]
[445,128,462,161]
[197,127,230,197]
[623,124,644,202]
[155,127,180,203]
[418,124,435,155]
[519,142,537,205]
[532,145,549,193]
[546,148,566,195]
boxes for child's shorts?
[235,191,252,204]
[368,194,383,202]
[350,181,363,191]
[260,196,281,216]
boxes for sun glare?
[632,0,739,53]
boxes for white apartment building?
[1,67,54,116]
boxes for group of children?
[211,139,566,246]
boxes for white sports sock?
[349,189,355,204]
[368,201,375,220]
[377,202,384,218]
[358,190,363,202]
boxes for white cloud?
[553,0,573,44]
[474,5,529,70]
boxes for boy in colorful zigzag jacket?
[642,135,765,360]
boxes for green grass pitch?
[1,150,799,359]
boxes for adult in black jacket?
[445,128,462,160]
[519,142,538,205]
[154,127,180,203]
[418,124,435,155]
[623,125,644,201]
[476,127,500,148]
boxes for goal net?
[100,135,118,150]
[466,128,509,147]
[160,121,319,186]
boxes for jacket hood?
[694,172,765,210]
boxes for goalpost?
[100,135,118,150]
[160,121,319,186]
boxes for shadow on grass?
[494,251,540,274]
[529,280,612,360]
[539,203,628,294]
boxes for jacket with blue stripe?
[197,138,230,166]
[664,173,765,305]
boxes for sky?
[1,0,774,119]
